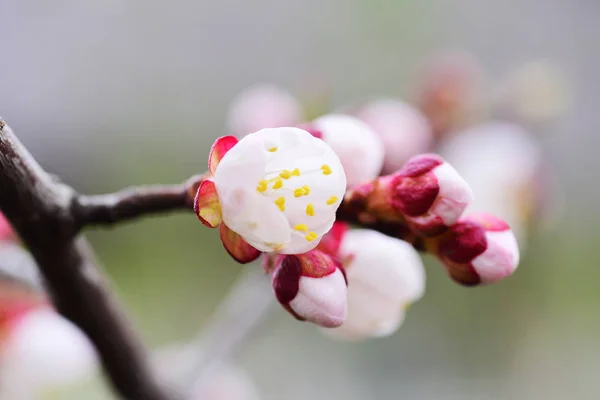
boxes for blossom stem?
[184,268,274,396]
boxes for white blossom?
[212,127,346,254]
[324,229,425,340]
[312,114,384,186]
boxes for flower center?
[254,153,340,244]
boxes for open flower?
[195,127,347,262]
[271,250,347,328]
[307,114,384,186]
[322,228,425,341]
[435,213,520,285]
[227,83,302,138]
[355,98,433,174]
[0,282,98,398]
[389,153,473,235]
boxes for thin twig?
[184,268,274,397]
[0,121,174,400]
[73,174,206,229]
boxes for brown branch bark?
[73,174,205,228]
[0,120,174,400]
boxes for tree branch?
[0,121,174,400]
[72,174,420,248]
[73,174,205,228]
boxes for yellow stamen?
[302,185,310,195]
[306,204,315,216]
[326,196,338,205]
[279,170,292,179]
[256,180,268,193]
[272,179,283,189]
[274,197,286,211]
[305,232,318,242]
[268,147,278,152]
[321,164,332,175]
[294,224,309,232]
[294,188,306,198]
[291,168,301,177]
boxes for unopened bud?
[227,83,302,138]
[310,114,384,186]
[390,154,473,235]
[436,213,520,285]
[271,250,347,328]
[355,98,433,174]
[324,229,425,341]
[0,213,15,243]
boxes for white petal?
[0,309,98,396]
[430,162,474,225]
[313,114,384,186]
[340,229,426,303]
[289,269,347,328]
[320,229,424,340]
[472,230,520,284]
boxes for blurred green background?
[1,0,599,399]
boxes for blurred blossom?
[192,363,261,400]
[309,114,384,186]
[153,343,261,400]
[416,51,485,139]
[437,121,545,246]
[0,214,42,291]
[494,60,571,127]
[227,83,303,138]
[355,98,433,174]
[0,282,98,399]
[323,228,425,341]
[271,250,348,328]
[195,128,346,260]
[0,214,14,243]
[435,213,520,286]
[0,243,43,291]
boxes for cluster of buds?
[0,216,98,398]
[194,82,526,332]
[342,153,519,287]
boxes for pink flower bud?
[227,83,303,138]
[436,213,520,285]
[271,250,347,328]
[0,213,15,243]
[390,154,473,235]
[324,229,425,341]
[355,98,433,174]
[310,114,384,186]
